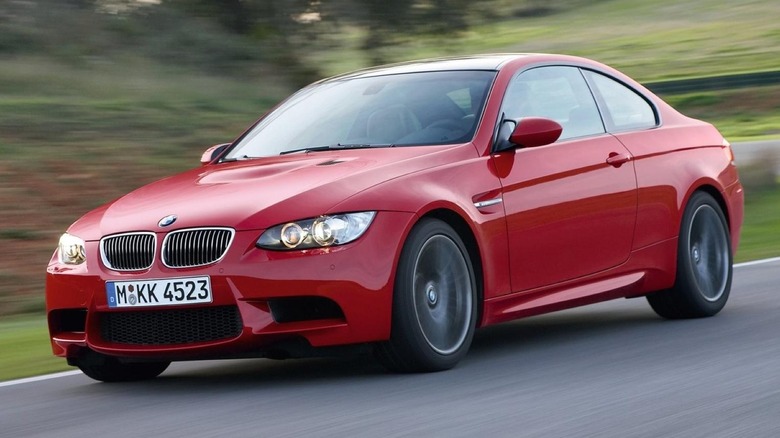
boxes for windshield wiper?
[280,143,394,155]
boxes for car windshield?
[225,70,497,158]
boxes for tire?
[376,218,477,372]
[647,191,733,319]
[76,350,170,382]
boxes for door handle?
[606,152,632,168]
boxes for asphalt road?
[3,259,779,437]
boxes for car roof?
[320,53,586,82]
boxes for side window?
[503,66,605,141]
[584,71,657,131]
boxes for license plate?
[106,276,212,308]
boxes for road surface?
[2,259,779,437]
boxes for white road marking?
[0,370,82,388]
[734,256,780,268]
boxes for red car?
[47,54,743,381]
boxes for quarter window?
[584,71,657,131]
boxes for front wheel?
[376,219,478,372]
[647,191,733,318]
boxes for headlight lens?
[257,212,376,250]
[58,233,86,265]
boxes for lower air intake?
[100,306,243,345]
[268,297,345,323]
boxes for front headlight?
[58,233,86,265]
[256,212,376,250]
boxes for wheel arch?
[687,183,731,230]
[421,208,485,327]
[646,184,734,319]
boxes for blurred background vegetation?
[0,0,778,320]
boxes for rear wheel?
[376,218,477,372]
[75,350,170,382]
[647,191,732,318]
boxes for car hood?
[69,145,470,240]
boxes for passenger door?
[493,66,638,292]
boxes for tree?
[321,0,481,65]
[163,0,321,85]
[159,0,489,77]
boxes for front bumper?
[46,211,414,361]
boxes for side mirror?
[200,143,229,165]
[496,117,563,152]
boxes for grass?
[736,188,780,262]
[0,315,72,381]
[665,85,780,141]
[0,57,292,316]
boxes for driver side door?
[494,66,638,292]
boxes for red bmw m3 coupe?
[46,54,743,381]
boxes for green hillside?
[314,0,780,81]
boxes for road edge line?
[0,370,82,388]
[734,256,780,268]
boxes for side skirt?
[481,238,678,326]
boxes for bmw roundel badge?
[158,214,177,227]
